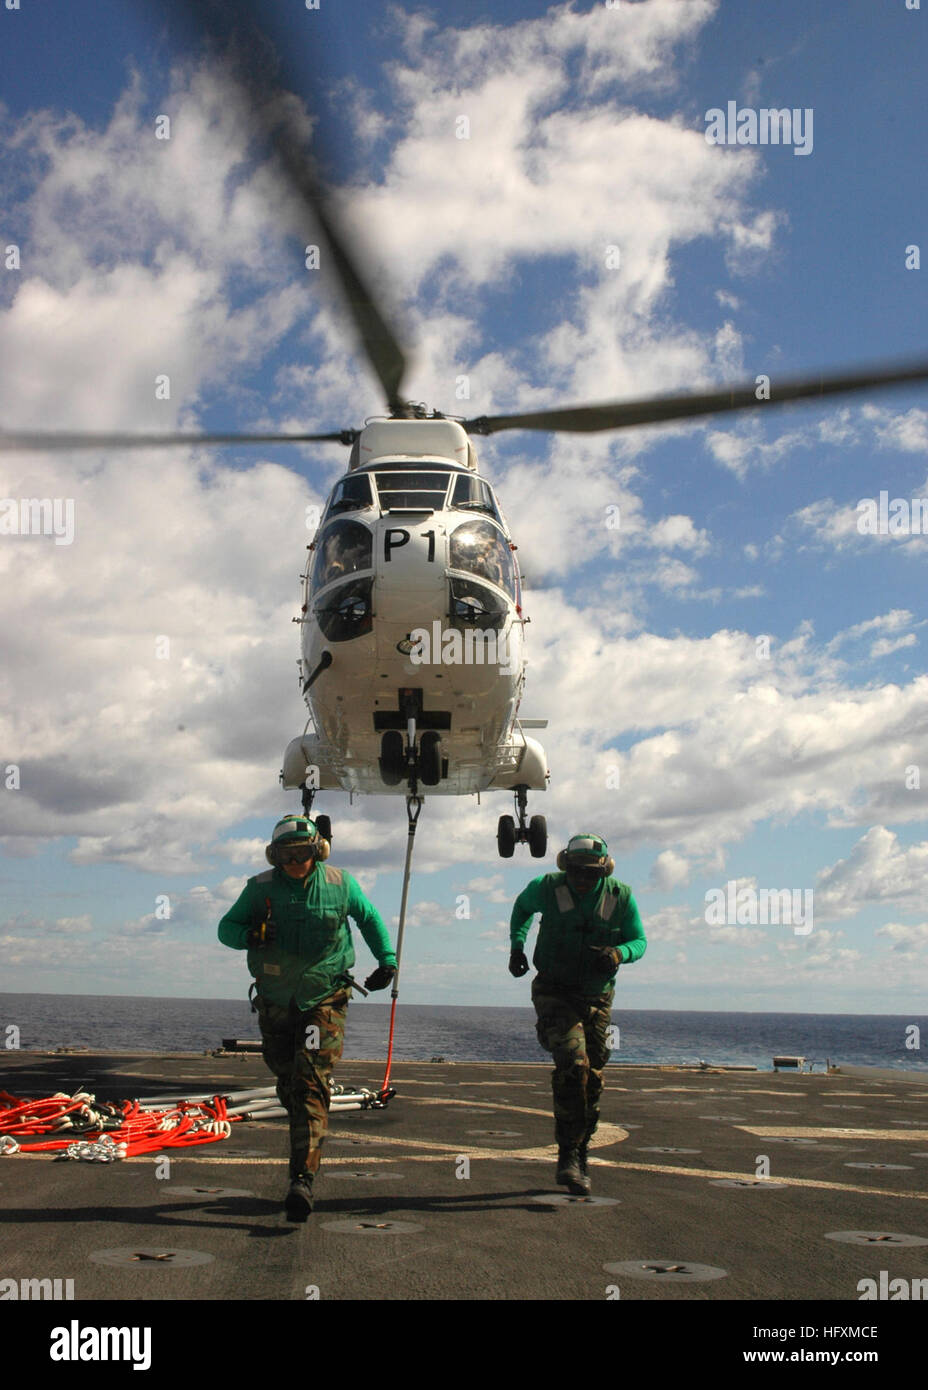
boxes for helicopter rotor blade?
[0,429,355,453]
[163,0,409,414]
[462,359,928,437]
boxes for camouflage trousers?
[532,974,614,1147]
[255,988,349,1178]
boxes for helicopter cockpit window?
[314,576,373,643]
[327,474,373,516]
[450,474,500,521]
[449,577,507,632]
[312,520,373,592]
[449,520,515,597]
[372,470,451,512]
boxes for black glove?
[508,950,530,977]
[247,920,276,948]
[364,965,396,991]
[588,945,621,972]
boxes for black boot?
[577,1103,599,1190]
[285,1172,314,1222]
[556,1144,591,1196]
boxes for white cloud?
[639,903,699,942]
[871,633,917,659]
[706,403,928,484]
[833,610,914,643]
[704,924,767,947]
[650,849,690,889]
[875,921,928,951]
[815,827,928,921]
[776,928,861,972]
[219,839,270,865]
[465,874,504,894]
[861,405,928,454]
[650,515,711,553]
[653,557,700,591]
[790,497,864,549]
[706,423,811,478]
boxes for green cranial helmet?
[271,815,318,845]
[266,814,324,865]
[558,833,614,877]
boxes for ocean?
[1,993,926,1073]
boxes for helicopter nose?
[376,521,440,585]
[374,520,446,653]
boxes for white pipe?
[136,1085,277,1105]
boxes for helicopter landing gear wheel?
[315,813,332,845]
[528,814,547,858]
[379,730,405,786]
[497,815,516,858]
[501,785,545,856]
[419,730,442,786]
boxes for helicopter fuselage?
[281,419,547,798]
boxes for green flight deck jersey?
[510,872,646,995]
[218,862,396,1010]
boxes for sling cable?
[379,793,422,1100]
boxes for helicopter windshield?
[327,474,373,515]
[449,519,516,597]
[312,519,373,591]
[450,474,500,521]
[372,470,451,512]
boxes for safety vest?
[533,873,631,995]
[246,863,354,1010]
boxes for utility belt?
[532,972,615,1009]
[248,972,364,1015]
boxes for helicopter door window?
[451,474,500,521]
[449,520,516,597]
[373,471,451,512]
[327,474,373,515]
[312,520,373,592]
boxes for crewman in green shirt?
[509,831,646,1195]
[219,815,396,1220]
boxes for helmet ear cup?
[315,837,330,861]
[266,845,279,866]
[604,856,614,876]
[556,850,568,871]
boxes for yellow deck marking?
[595,1159,928,1201]
[46,1154,922,1197]
[407,1096,555,1121]
[738,1126,928,1141]
[13,1133,925,1201]
[639,1087,799,1097]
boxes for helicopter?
[4,0,928,867]
[280,412,551,860]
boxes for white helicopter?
[280,414,550,859]
[5,0,928,863]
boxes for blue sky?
[1,0,927,1025]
